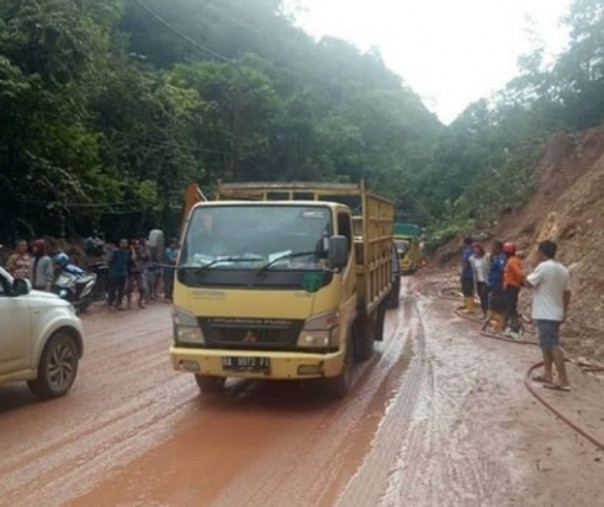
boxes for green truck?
[393,223,421,274]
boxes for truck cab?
[170,182,394,398]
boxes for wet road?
[1,277,602,507]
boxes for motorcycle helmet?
[502,242,516,255]
[53,252,69,267]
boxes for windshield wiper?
[255,251,318,277]
[194,255,264,274]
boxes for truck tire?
[354,314,375,361]
[28,331,79,400]
[327,336,354,399]
[375,302,387,342]
[195,374,225,394]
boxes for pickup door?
[0,274,32,374]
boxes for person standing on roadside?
[469,242,490,320]
[163,238,179,302]
[138,236,154,300]
[484,240,507,331]
[502,241,524,335]
[525,240,571,391]
[30,239,53,291]
[6,239,31,279]
[126,239,147,309]
[460,237,475,313]
[107,239,129,311]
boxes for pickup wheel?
[28,331,79,400]
[195,374,225,394]
[327,337,354,399]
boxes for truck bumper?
[170,347,345,380]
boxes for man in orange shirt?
[502,241,523,336]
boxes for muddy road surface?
[1,276,602,507]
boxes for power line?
[132,0,233,64]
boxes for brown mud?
[0,275,602,506]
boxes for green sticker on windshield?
[302,273,323,294]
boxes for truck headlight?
[297,312,340,349]
[172,308,205,345]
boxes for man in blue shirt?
[484,240,507,331]
[460,237,475,313]
[108,239,130,310]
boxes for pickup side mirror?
[328,236,349,270]
[12,278,31,297]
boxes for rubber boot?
[463,297,475,314]
[491,311,503,332]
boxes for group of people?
[460,237,572,392]
[3,234,181,312]
[5,239,55,291]
[106,236,179,311]
[460,238,523,334]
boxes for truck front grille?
[198,317,304,350]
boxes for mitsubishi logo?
[244,331,257,344]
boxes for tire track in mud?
[332,293,428,507]
[333,290,529,507]
[203,288,419,507]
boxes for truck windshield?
[180,205,332,273]
[395,240,410,255]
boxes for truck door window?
[337,212,352,251]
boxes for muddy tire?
[28,332,79,400]
[375,303,386,342]
[195,375,225,394]
[327,337,354,399]
[354,314,375,361]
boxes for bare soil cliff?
[435,125,604,361]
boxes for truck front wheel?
[195,374,225,394]
[327,337,354,399]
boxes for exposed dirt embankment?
[500,126,604,361]
[435,125,604,361]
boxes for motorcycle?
[53,264,98,313]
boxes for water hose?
[439,284,604,451]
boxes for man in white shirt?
[525,240,571,391]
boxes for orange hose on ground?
[524,362,604,451]
[447,291,604,451]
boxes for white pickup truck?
[0,267,84,399]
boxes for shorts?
[461,277,474,297]
[504,286,520,317]
[535,320,561,351]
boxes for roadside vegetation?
[1,0,603,243]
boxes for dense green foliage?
[1,0,603,244]
[0,0,440,240]
[422,0,604,248]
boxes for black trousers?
[461,277,474,297]
[108,276,126,307]
[504,286,520,320]
[476,282,488,313]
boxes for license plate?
[221,356,271,373]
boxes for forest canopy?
[0,0,602,243]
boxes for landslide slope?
[495,126,604,360]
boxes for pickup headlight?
[297,312,340,349]
[172,308,205,345]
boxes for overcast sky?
[286,0,573,124]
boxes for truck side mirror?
[12,278,31,297]
[328,236,349,270]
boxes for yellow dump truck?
[170,182,395,397]
[394,223,421,274]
